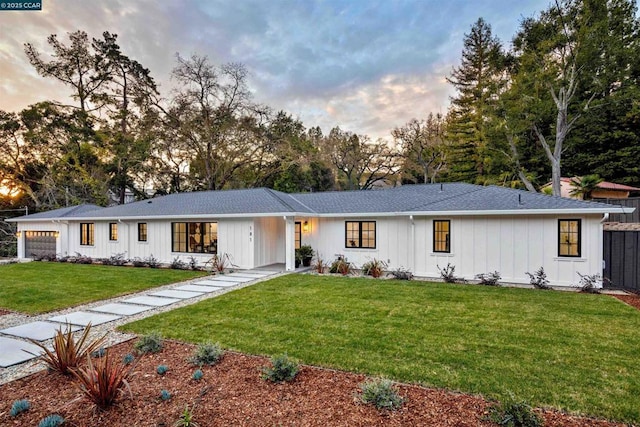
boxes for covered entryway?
[24,231,57,259]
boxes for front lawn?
[0,262,206,314]
[121,274,640,423]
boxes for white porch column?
[16,229,24,259]
[284,216,295,271]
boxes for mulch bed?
[0,309,11,316]
[0,340,623,426]
[612,293,640,310]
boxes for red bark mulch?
[0,340,623,427]
[612,293,640,310]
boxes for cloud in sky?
[0,0,548,139]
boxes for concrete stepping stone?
[194,280,238,288]
[205,275,250,282]
[227,272,268,278]
[175,284,221,293]
[89,303,152,316]
[149,289,204,299]
[0,336,47,367]
[122,296,180,307]
[0,321,82,342]
[48,311,121,327]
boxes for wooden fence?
[603,230,640,292]
[598,197,640,223]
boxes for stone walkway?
[0,268,283,384]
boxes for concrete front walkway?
[0,267,284,384]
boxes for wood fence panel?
[604,230,640,292]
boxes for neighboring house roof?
[9,183,630,222]
[545,177,640,192]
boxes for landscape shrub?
[107,252,128,266]
[329,257,351,275]
[475,271,501,286]
[487,394,543,427]
[160,389,172,401]
[38,414,65,427]
[131,257,147,267]
[188,256,199,271]
[312,256,327,274]
[192,369,204,381]
[91,347,106,358]
[171,257,187,270]
[437,263,458,283]
[175,405,198,427]
[156,364,169,375]
[206,253,232,273]
[134,332,163,354]
[361,258,388,278]
[357,378,404,410]
[71,351,133,409]
[190,342,224,366]
[526,267,551,290]
[123,353,135,365]
[27,323,106,375]
[10,399,30,417]
[390,267,413,280]
[576,272,602,294]
[145,254,160,268]
[261,353,299,383]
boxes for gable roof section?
[10,184,630,222]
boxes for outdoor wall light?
[15,231,21,238]
[54,231,60,238]
[302,220,310,233]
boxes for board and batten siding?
[253,217,285,267]
[304,214,603,286]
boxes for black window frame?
[558,219,581,257]
[295,221,301,249]
[171,222,218,254]
[433,219,451,253]
[344,221,376,249]
[80,223,94,246]
[109,223,118,241]
[138,223,148,242]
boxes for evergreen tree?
[446,18,507,184]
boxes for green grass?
[121,274,640,423]
[0,262,206,314]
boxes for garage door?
[25,231,57,259]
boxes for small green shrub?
[174,404,199,427]
[358,378,404,410]
[10,399,30,417]
[526,267,551,290]
[145,254,160,268]
[475,271,501,286]
[160,389,172,401]
[123,353,135,365]
[488,395,543,427]
[38,414,65,427]
[261,353,299,383]
[134,332,163,354]
[157,364,169,375]
[192,369,204,381]
[190,342,224,366]
[131,257,147,267]
[171,257,186,270]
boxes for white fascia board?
[28,212,309,222]
[403,208,632,216]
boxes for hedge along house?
[9,183,631,287]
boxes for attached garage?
[24,231,57,259]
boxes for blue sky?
[0,0,550,139]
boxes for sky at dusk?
[0,0,550,139]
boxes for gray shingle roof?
[11,183,627,221]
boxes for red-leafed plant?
[27,323,106,375]
[71,350,134,409]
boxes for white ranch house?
[9,183,629,287]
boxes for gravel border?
[0,269,286,385]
